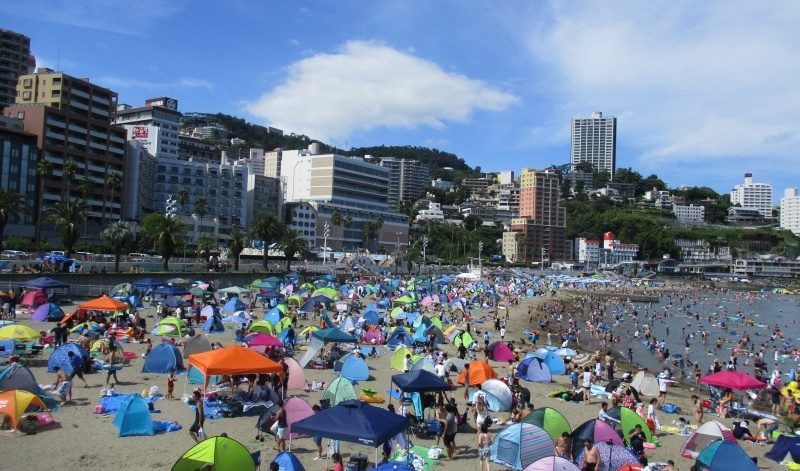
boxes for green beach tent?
[522,407,572,442]
[172,436,255,471]
[322,376,358,406]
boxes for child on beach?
[167,369,176,399]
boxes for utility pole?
[323,222,330,266]
[478,241,483,279]
[422,236,429,269]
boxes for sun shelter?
[291,400,410,466]
[696,439,759,471]
[221,297,247,313]
[410,357,435,374]
[30,303,64,322]
[183,335,212,359]
[19,290,46,309]
[569,419,623,460]
[535,352,565,376]
[48,343,90,373]
[201,314,226,333]
[334,353,370,381]
[299,327,357,367]
[521,407,571,442]
[245,333,283,354]
[172,436,256,471]
[248,320,276,336]
[766,435,800,464]
[284,397,315,439]
[0,363,44,395]
[630,371,661,397]
[284,357,307,390]
[113,394,154,437]
[424,325,445,343]
[21,276,69,291]
[391,369,452,394]
[0,324,39,341]
[366,464,413,471]
[322,376,358,406]
[490,423,555,470]
[0,389,50,436]
[452,331,474,348]
[444,358,468,375]
[142,343,185,374]
[522,456,580,471]
[516,356,552,383]
[152,317,191,337]
[605,406,652,445]
[364,327,384,345]
[680,420,736,459]
[488,341,515,362]
[576,441,638,471]
[386,327,412,349]
[188,345,282,391]
[390,346,415,371]
[457,360,497,386]
[699,371,767,390]
[477,378,514,412]
[79,295,129,312]
[272,451,306,471]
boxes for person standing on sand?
[582,366,592,403]
[581,439,601,471]
[442,403,458,460]
[189,390,205,443]
[67,351,89,388]
[166,369,176,399]
[477,422,493,471]
[463,364,471,399]
[691,395,704,425]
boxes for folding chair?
[24,345,44,364]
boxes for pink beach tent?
[699,371,766,390]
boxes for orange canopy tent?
[0,389,50,436]
[457,360,497,387]
[79,295,129,312]
[188,346,282,391]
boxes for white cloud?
[524,2,800,170]
[245,41,518,141]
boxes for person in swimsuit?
[477,422,493,471]
[582,439,601,471]
[555,432,571,460]
[189,390,205,443]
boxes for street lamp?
[323,222,330,266]
[478,241,483,278]
[396,232,403,274]
[422,236,429,268]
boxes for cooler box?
[347,453,368,471]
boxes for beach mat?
[390,445,440,471]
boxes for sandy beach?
[1,282,786,471]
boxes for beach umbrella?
[0,325,39,341]
[699,371,766,390]
[70,322,102,333]
[576,441,638,471]
[555,347,577,358]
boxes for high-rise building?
[5,68,126,241]
[0,29,32,107]
[508,168,567,263]
[114,97,181,159]
[0,116,39,238]
[378,157,430,210]
[731,173,773,218]
[570,111,616,177]
[781,188,800,236]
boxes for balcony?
[69,99,89,111]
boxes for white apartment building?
[731,173,773,218]
[575,238,600,266]
[673,204,706,223]
[416,202,445,222]
[571,111,616,176]
[115,97,181,159]
[502,231,523,262]
[781,188,800,236]
[602,232,639,266]
[675,238,731,262]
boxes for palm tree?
[279,228,307,271]
[176,188,190,216]
[331,211,342,250]
[62,160,78,201]
[228,229,246,271]
[194,197,210,241]
[100,220,133,272]
[0,188,29,253]
[342,215,353,251]
[35,159,52,247]
[46,199,87,258]
[249,211,283,270]
[155,214,188,271]
[362,221,375,250]
[374,215,384,250]
[105,171,122,223]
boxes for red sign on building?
[132,126,149,139]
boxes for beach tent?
[490,423,555,470]
[248,320,276,335]
[113,394,154,437]
[90,338,125,354]
[424,325,445,344]
[142,343,185,374]
[79,295,129,312]
[30,302,64,321]
[680,420,736,459]
[0,324,39,341]
[183,335,212,359]
[471,379,513,412]
[522,457,580,471]
[263,307,282,325]
[188,346,282,389]
[201,314,225,333]
[443,358,468,375]
[390,346,416,371]
[131,278,164,289]
[48,343,90,373]
[334,353,370,381]
[221,297,246,313]
[366,464,413,471]
[699,371,767,390]
[284,357,307,390]
[410,357,436,374]
[19,290,47,308]
[535,352,565,376]
[292,400,409,464]
[0,389,49,436]
[284,397,315,439]
[272,452,305,471]
[363,327,384,345]
[187,366,221,386]
[391,369,452,393]
[630,371,660,397]
[696,439,759,471]
[152,317,191,337]
[298,327,358,367]
[766,435,800,464]
[488,341,515,362]
[576,441,638,471]
[322,376,358,406]
[0,363,44,395]
[605,407,652,445]
[20,276,69,290]
[386,327,412,349]
[452,331,474,348]
[457,360,497,386]
[172,436,256,471]
[521,407,571,442]
[516,357,552,383]
[245,333,283,354]
[569,419,623,460]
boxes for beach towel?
[99,393,161,413]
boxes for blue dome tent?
[202,314,225,333]
[386,327,412,349]
[334,353,370,381]
[536,352,565,375]
[113,394,154,436]
[48,343,90,374]
[273,451,306,471]
[221,297,246,313]
[696,440,759,471]
[142,343,185,374]
[516,356,552,383]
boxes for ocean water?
[596,290,799,380]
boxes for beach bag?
[197,427,207,440]
[661,403,678,414]
[646,418,656,432]
[270,420,279,434]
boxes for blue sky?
[4,1,799,201]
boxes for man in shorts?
[442,404,458,460]
[67,351,89,388]
[581,439,601,470]
[51,366,72,403]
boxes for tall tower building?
[114,97,181,159]
[378,157,430,210]
[5,68,126,238]
[508,168,567,263]
[731,173,773,218]
[0,29,31,107]
[780,188,800,236]
[570,111,617,177]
